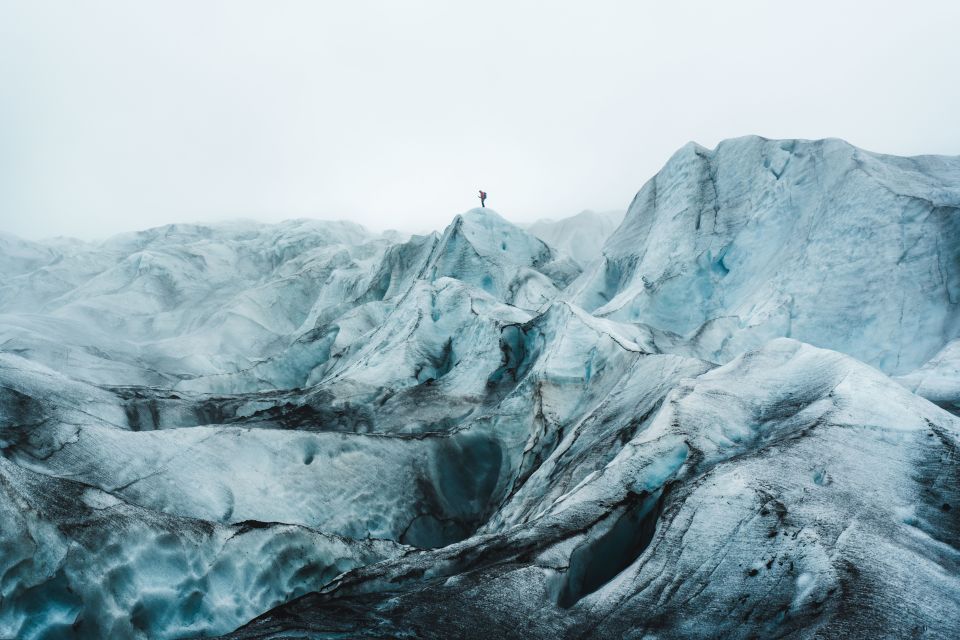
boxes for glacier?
[0,136,959,639]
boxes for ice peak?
[459,207,509,226]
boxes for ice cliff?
[1,136,959,639]
[571,137,960,375]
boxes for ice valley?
[1,136,959,639]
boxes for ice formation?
[527,209,624,267]
[1,137,959,639]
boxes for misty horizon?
[3,1,958,240]
[2,132,952,243]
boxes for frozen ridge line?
[0,136,958,639]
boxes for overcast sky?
[1,1,958,239]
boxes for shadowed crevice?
[558,489,665,608]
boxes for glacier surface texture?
[1,136,959,639]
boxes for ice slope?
[571,136,960,375]
[1,137,959,640]
[226,340,960,640]
[527,209,624,267]
[0,233,61,280]
[895,338,960,414]
[0,454,399,640]
[0,220,391,386]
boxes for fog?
[1,0,958,239]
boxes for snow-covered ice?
[1,137,959,639]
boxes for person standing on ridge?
[478,190,487,208]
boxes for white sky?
[1,1,958,239]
